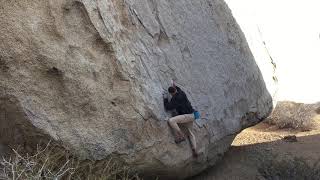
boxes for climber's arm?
[164,97,177,111]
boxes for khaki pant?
[168,114,196,150]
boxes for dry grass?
[0,141,141,180]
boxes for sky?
[226,0,320,103]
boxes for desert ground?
[192,118,320,180]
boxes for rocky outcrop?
[0,0,273,178]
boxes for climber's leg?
[187,127,198,157]
[168,114,194,143]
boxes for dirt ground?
[192,122,320,180]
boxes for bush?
[0,141,141,180]
[266,101,319,131]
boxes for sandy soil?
[191,122,320,180]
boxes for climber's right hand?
[171,79,176,87]
[162,91,169,99]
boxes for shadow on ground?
[190,132,320,180]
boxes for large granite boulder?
[0,0,273,178]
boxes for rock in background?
[0,0,274,178]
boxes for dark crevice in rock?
[47,67,63,76]
[0,95,54,153]
[0,56,9,73]
[131,8,154,38]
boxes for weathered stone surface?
[225,0,278,104]
[0,0,273,178]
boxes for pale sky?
[226,0,320,103]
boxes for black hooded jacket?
[164,86,194,115]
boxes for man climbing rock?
[163,81,198,157]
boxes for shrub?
[258,157,320,180]
[266,101,319,131]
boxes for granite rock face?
[0,0,273,178]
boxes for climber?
[163,81,199,157]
